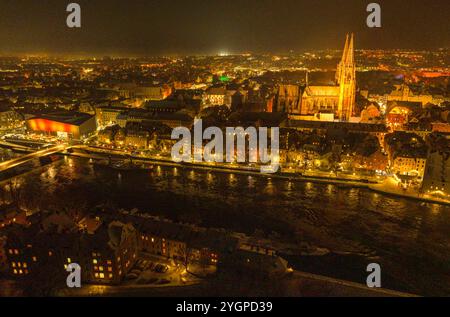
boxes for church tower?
[336,33,356,121]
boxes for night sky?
[0,0,448,56]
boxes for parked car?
[125,273,139,280]
[154,264,169,273]
[130,269,141,276]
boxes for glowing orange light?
[27,119,78,135]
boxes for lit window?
[94,273,99,278]
[107,267,112,272]
[14,249,19,255]
[23,263,27,268]
[67,258,71,263]
[32,256,37,262]
[11,262,16,268]
[13,269,18,274]
[93,259,98,264]
[99,273,105,279]
[99,266,104,271]
[107,260,112,265]
[109,274,113,279]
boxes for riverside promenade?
[67,146,450,206]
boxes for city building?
[26,112,97,140]
[299,34,356,121]
[80,221,139,285]
[202,87,227,108]
[128,215,238,266]
[276,84,301,113]
[135,85,172,100]
[95,106,129,127]
[422,150,450,195]
[384,131,428,181]
[283,120,388,149]
[385,101,422,127]
[97,125,120,144]
[0,102,24,130]
[391,155,427,181]
[116,83,172,101]
[4,216,138,286]
[124,129,150,149]
[352,150,388,173]
[360,103,382,123]
[386,84,433,106]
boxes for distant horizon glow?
[0,0,447,56]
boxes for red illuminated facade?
[26,113,96,140]
[27,118,79,135]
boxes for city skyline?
[0,0,448,56]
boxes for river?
[2,155,450,296]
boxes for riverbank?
[67,146,450,206]
[53,269,415,297]
[68,146,377,188]
[1,140,448,206]
[369,181,450,207]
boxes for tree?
[177,243,201,278]
[178,243,192,271]
[0,179,22,207]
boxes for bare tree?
[0,179,22,207]
[177,243,201,278]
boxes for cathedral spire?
[346,33,354,65]
[336,34,349,83]
[341,34,349,63]
[337,33,356,121]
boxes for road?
[0,144,68,172]
[0,140,34,152]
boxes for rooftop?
[28,111,94,126]
[285,119,388,132]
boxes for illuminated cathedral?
[299,34,356,121]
